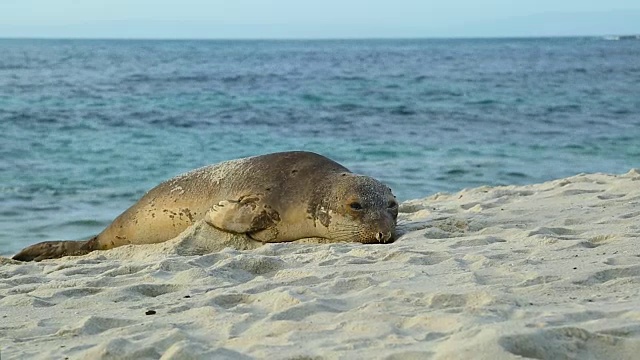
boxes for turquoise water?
[1,38,639,255]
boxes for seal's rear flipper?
[12,237,98,262]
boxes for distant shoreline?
[0,35,630,42]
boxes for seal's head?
[311,173,398,244]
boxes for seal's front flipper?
[12,237,98,262]
[205,195,280,235]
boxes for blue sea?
[1,37,639,256]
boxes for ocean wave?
[1,38,639,253]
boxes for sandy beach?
[2,169,640,359]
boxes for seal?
[13,151,398,261]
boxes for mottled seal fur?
[13,151,398,261]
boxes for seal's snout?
[375,231,394,244]
[363,209,396,244]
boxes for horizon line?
[0,34,630,42]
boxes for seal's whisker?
[329,230,359,238]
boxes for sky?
[0,0,639,39]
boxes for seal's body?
[14,151,398,261]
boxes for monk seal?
[13,151,398,261]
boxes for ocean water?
[1,37,639,255]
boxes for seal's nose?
[375,231,393,244]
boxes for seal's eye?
[388,201,398,209]
[349,202,363,210]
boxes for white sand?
[2,169,640,359]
